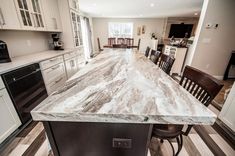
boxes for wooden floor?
[0,118,234,156]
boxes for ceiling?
[79,0,204,18]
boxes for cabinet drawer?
[40,56,63,70]
[64,51,77,60]
[42,63,66,85]
[46,74,67,95]
[0,77,5,90]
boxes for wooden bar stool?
[152,66,223,156]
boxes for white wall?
[0,31,50,58]
[92,18,166,52]
[189,0,235,79]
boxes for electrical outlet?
[112,138,132,149]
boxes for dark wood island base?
[43,122,152,156]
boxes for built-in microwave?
[0,40,11,63]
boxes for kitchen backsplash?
[0,31,50,58]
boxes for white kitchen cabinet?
[14,0,45,30]
[164,45,187,75]
[219,83,235,132]
[76,48,85,70]
[0,88,21,144]
[41,0,62,32]
[71,10,83,47]
[65,57,78,79]
[68,0,79,12]
[0,0,21,30]
[40,60,67,95]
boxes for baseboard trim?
[213,76,223,80]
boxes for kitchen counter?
[31,48,216,125]
[0,48,81,74]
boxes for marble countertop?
[31,49,216,125]
[0,48,80,74]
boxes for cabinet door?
[65,58,78,79]
[14,0,34,30]
[0,0,21,30]
[41,0,62,32]
[30,0,45,30]
[71,10,83,47]
[0,89,21,144]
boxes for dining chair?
[151,65,223,156]
[158,54,175,75]
[150,50,162,65]
[125,38,134,48]
[117,38,125,44]
[145,47,151,57]
[97,38,103,52]
[108,38,116,46]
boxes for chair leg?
[167,139,175,156]
[175,134,183,156]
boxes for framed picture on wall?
[142,25,146,34]
[137,27,141,36]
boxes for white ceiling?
[79,0,204,18]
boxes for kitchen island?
[31,49,216,156]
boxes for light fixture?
[194,12,198,16]
[93,3,97,6]
[150,3,155,7]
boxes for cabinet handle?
[49,58,59,62]
[55,77,63,83]
[0,8,5,25]
[51,65,60,70]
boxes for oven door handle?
[13,69,40,82]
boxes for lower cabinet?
[40,57,67,95]
[0,88,21,144]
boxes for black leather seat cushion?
[152,124,184,139]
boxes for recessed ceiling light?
[139,14,143,17]
[93,3,97,6]
[150,3,155,7]
[194,12,198,16]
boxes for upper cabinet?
[71,10,83,47]
[69,0,79,12]
[0,0,21,30]
[14,0,45,30]
[41,0,62,32]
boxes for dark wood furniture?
[117,38,125,44]
[223,51,235,80]
[43,122,151,156]
[150,50,162,65]
[112,44,128,48]
[97,38,103,52]
[145,47,151,57]
[108,38,116,46]
[158,54,175,75]
[152,66,223,156]
[125,38,134,47]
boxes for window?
[108,22,133,38]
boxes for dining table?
[31,48,216,156]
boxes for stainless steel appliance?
[2,64,48,125]
[0,40,11,63]
[52,33,64,50]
